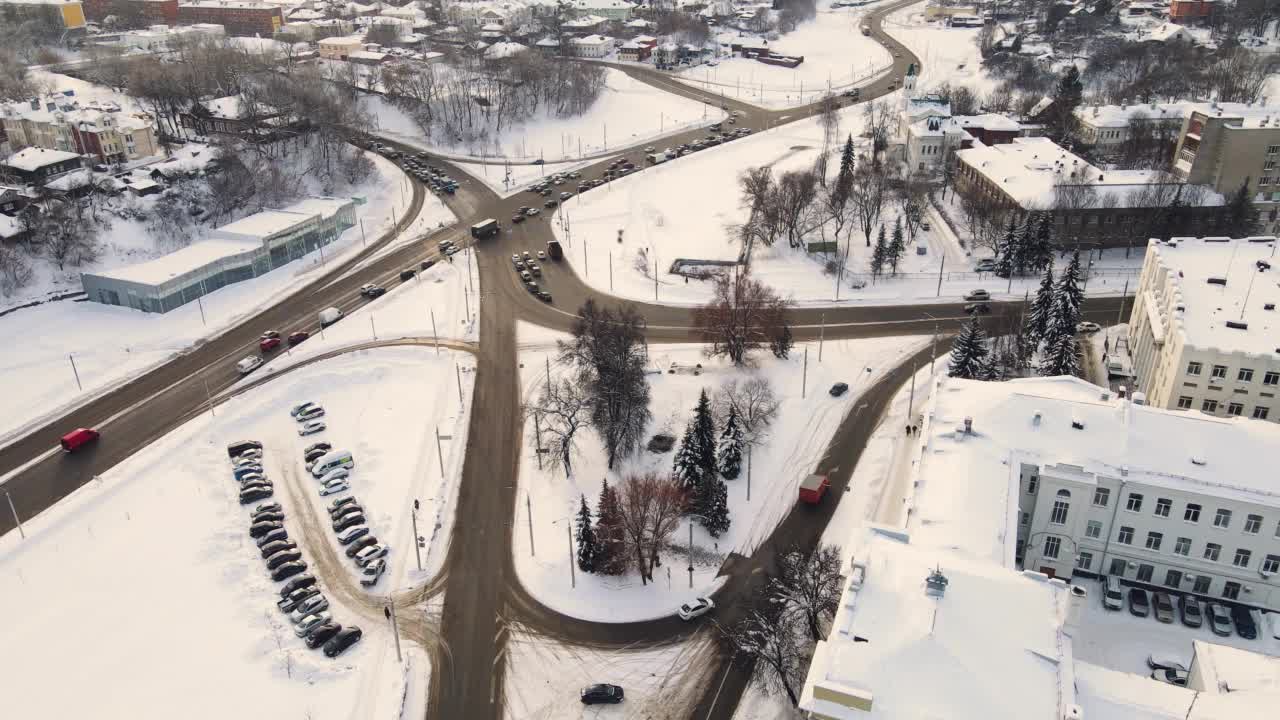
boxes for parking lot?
[1074,580,1280,676]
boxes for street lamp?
[550,515,577,588]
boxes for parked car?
[829,382,849,397]
[304,447,329,464]
[354,544,389,567]
[1077,321,1101,334]
[279,574,317,597]
[1129,588,1150,617]
[1231,605,1259,640]
[964,289,990,301]
[334,513,365,533]
[227,440,262,459]
[288,331,310,346]
[677,597,715,621]
[254,502,282,515]
[299,420,327,436]
[290,596,330,624]
[266,550,303,571]
[580,684,624,705]
[400,269,416,281]
[1147,654,1188,673]
[1208,602,1234,636]
[291,402,318,418]
[323,626,363,657]
[272,561,308,582]
[305,622,342,649]
[278,587,320,613]
[345,536,377,559]
[1179,595,1203,628]
[536,291,553,303]
[250,521,284,539]
[233,466,264,483]
[295,406,325,422]
[1102,576,1124,611]
[240,487,273,504]
[337,526,370,545]
[537,250,547,260]
[330,496,359,512]
[294,612,332,637]
[526,207,540,217]
[360,558,387,586]
[1153,592,1176,623]
[319,480,349,497]
[1150,667,1189,686]
[318,467,350,485]
[240,479,272,493]
[259,540,297,559]
[252,511,284,524]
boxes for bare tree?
[527,370,593,474]
[0,244,34,297]
[712,377,780,444]
[848,157,890,247]
[693,272,792,367]
[771,544,843,641]
[1206,48,1273,104]
[615,473,686,584]
[29,200,100,272]
[776,170,819,248]
[720,608,807,706]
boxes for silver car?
[290,596,330,624]
[294,612,332,637]
[355,544,389,567]
[298,420,326,436]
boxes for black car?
[323,626,363,658]
[1231,605,1258,640]
[544,199,558,208]
[536,291,552,303]
[279,574,317,597]
[964,302,991,315]
[266,550,302,570]
[255,528,288,548]
[400,269,416,281]
[830,382,849,397]
[331,496,359,512]
[345,535,378,558]
[334,513,366,533]
[250,521,284,539]
[255,502,282,515]
[227,440,262,459]
[1129,588,1150,617]
[271,561,308,582]
[580,684,624,705]
[241,480,272,493]
[240,487,273,505]
[421,259,436,271]
[304,447,329,464]
[278,587,320,613]
[1179,595,1203,628]
[259,540,297,559]
[252,511,285,524]
[330,502,364,519]
[306,622,343,649]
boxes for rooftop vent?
[1257,260,1271,271]
[1133,392,1147,406]
[1118,386,1127,398]
[925,567,949,597]
[1071,416,1085,430]
[1033,410,1042,426]
[1191,456,1207,466]
[1101,391,1111,401]
[963,417,973,434]
[1226,320,1249,330]
[1208,277,1227,286]
[1265,304,1276,311]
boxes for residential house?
[569,33,612,57]
[3,148,83,184]
[571,0,632,21]
[318,34,363,59]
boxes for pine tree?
[1052,251,1084,339]
[700,476,731,537]
[595,479,627,575]
[1023,265,1055,351]
[673,420,701,494]
[716,405,743,480]
[870,224,888,277]
[575,493,597,573]
[948,316,989,380]
[993,217,1018,279]
[1029,212,1053,272]
[771,323,793,358]
[835,135,856,201]
[1039,331,1080,377]
[692,388,718,484]
[887,217,906,274]
[1221,178,1257,238]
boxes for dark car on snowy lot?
[580,684,624,705]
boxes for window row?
[1093,490,1275,535]
[1178,396,1271,419]
[1186,362,1278,386]
[1097,558,1255,600]
[1109,526,1279,571]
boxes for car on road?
[337,526,370,545]
[319,480,349,497]
[536,290,552,303]
[236,356,264,375]
[1147,654,1188,673]
[544,199,558,208]
[974,258,998,272]
[1208,602,1233,636]
[255,528,288,548]
[355,544,389,567]
[305,622,342,649]
[1129,588,1150,617]
[829,382,849,397]
[346,535,379,558]
[288,331,310,346]
[964,303,991,315]
[525,207,540,217]
[964,289,990,301]
[360,283,386,298]
[399,269,416,281]
[334,513,365,533]
[279,574,316,597]
[1179,595,1203,628]
[645,146,655,153]
[537,250,547,260]
[678,597,715,621]
[1077,321,1101,333]
[421,259,436,271]
[294,612,332,637]
[259,540,296,559]
[323,626,363,657]
[512,213,525,224]
[560,191,573,201]
[1153,592,1175,623]
[272,561,308,582]
[240,487,273,504]
[299,420,326,436]
[290,596,330,623]
[580,684,624,705]
[296,406,325,422]
[259,335,282,352]
[250,521,283,539]
[361,558,387,586]
[1151,667,1189,686]
[266,550,303,570]
[1232,605,1258,640]
[278,587,320,613]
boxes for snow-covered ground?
[514,322,925,622]
[0,345,473,719]
[366,67,723,162]
[882,5,999,98]
[674,1,894,108]
[0,152,453,445]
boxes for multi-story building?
[1173,102,1280,235]
[1075,101,1190,151]
[1126,235,1280,424]
[2,96,159,164]
[69,111,158,164]
[3,147,83,183]
[569,33,612,58]
[571,0,631,21]
[1170,0,1214,22]
[317,34,363,59]
[82,0,176,24]
[0,0,86,31]
[176,0,282,36]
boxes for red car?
[288,331,310,346]
[60,427,100,452]
[259,336,282,352]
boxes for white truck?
[319,307,343,327]
[646,151,669,165]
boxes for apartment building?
[0,0,86,30]
[177,0,282,36]
[1173,102,1280,235]
[2,96,159,165]
[1170,0,1214,22]
[81,0,176,23]
[1126,235,1280,424]
[568,33,613,58]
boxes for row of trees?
[673,390,738,536]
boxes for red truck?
[799,474,830,504]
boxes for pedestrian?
[912,424,918,435]
[905,425,911,435]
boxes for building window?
[1267,160,1277,171]
[1165,570,1183,588]
[1185,504,1201,522]
[1214,509,1232,528]
[1146,532,1163,551]
[1194,576,1212,594]
[1269,144,1280,154]
[1223,581,1241,600]
[1126,493,1143,512]
[1228,402,1245,416]
[1043,536,1061,559]
[1177,396,1194,409]
[1211,364,1228,379]
[1187,361,1203,376]
[1050,500,1069,525]
[1077,551,1093,570]
[1174,537,1192,556]
[1263,555,1280,574]
[1264,371,1279,386]
[1245,514,1263,534]
[1239,368,1254,382]
[1110,558,1128,576]
[1254,406,1270,420]
[1118,526,1134,545]
[1086,520,1103,539]
[1154,498,1171,517]
[1204,542,1222,561]
[1203,399,1219,413]
[1264,177,1276,186]
[1093,487,1110,507]
[1027,476,1037,494]
[1137,564,1154,582]
[1233,548,1252,568]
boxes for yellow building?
[0,0,86,30]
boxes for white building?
[1075,101,1200,150]
[1127,235,1280,424]
[572,0,632,21]
[569,33,612,58]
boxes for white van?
[1103,576,1124,611]
[311,450,354,478]
[236,356,263,375]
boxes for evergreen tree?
[575,493,597,573]
[1023,265,1055,351]
[948,316,989,380]
[700,476,731,537]
[1048,65,1084,144]
[594,479,627,575]
[993,217,1019,278]
[1052,251,1084,339]
[869,224,888,277]
[717,405,744,480]
[692,389,718,481]
[1221,178,1257,238]
[1039,331,1080,377]
[673,420,701,494]
[887,217,906,274]
[1028,212,1054,272]
[770,323,793,358]
[835,135,856,201]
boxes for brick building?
[82,0,176,24]
[177,0,281,36]
[1170,0,1214,22]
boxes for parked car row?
[229,440,274,505]
[1104,576,1260,641]
[510,249,553,303]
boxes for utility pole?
[567,521,576,589]
[545,355,551,388]
[370,314,377,341]
[527,494,536,557]
[435,426,444,476]
[463,286,470,320]
[430,309,439,354]
[196,295,207,327]
[746,444,752,502]
[455,363,463,404]
[1117,279,1129,326]
[609,252,613,291]
[688,521,694,589]
[936,253,945,297]
[6,491,24,539]
[908,360,917,419]
[583,235,588,279]
[359,218,366,246]
[533,412,543,470]
[69,354,82,391]
[802,345,809,398]
[385,603,402,662]
[931,323,939,377]
[819,313,826,361]
[411,500,423,571]
[467,247,474,293]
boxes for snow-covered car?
[1150,667,1189,686]
[236,356,263,375]
[337,525,370,545]
[295,406,325,422]
[290,401,317,418]
[319,481,349,497]
[1208,602,1233,636]
[317,467,350,484]
[298,420,326,436]
[1076,321,1101,333]
[290,596,330,624]
[677,597,715,621]
[355,544,389,567]
[1147,654,1188,673]
[360,558,387,586]
[294,612,332,637]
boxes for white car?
[319,480,349,496]
[236,356,263,375]
[677,597,715,621]
[537,250,547,260]
[290,596,330,623]
[294,612,332,637]
[290,401,317,418]
[298,420,327,436]
[295,406,325,422]
[1076,321,1101,334]
[317,467,350,484]
[360,558,387,586]
[355,543,389,567]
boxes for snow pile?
[882,6,999,97]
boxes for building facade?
[1075,102,1188,151]
[176,1,282,36]
[1173,103,1280,235]
[3,147,83,183]
[1170,0,1214,22]
[82,0,176,23]
[569,33,612,58]
[0,0,86,31]
[3,96,159,164]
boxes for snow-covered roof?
[632,34,655,43]
[4,148,80,172]
[625,18,649,27]
[564,14,606,28]
[955,113,1021,132]
[484,41,527,58]
[212,210,312,239]
[0,213,23,240]
[574,0,631,8]
[348,50,387,61]
[534,36,559,46]
[203,96,248,120]
[1076,651,1280,720]
[619,41,640,49]
[319,34,364,46]
[1146,22,1189,42]
[91,238,263,285]
[571,34,611,45]
[1145,236,1280,358]
[1193,641,1280,694]
[1077,101,1196,129]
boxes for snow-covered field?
[675,1,894,108]
[0,151,453,444]
[514,322,924,622]
[0,345,473,719]
[366,67,723,163]
[882,6,999,97]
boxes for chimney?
[1033,410,1042,426]
[963,416,973,434]
[925,567,949,597]
[1066,584,1088,632]
[1118,385,1127,398]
